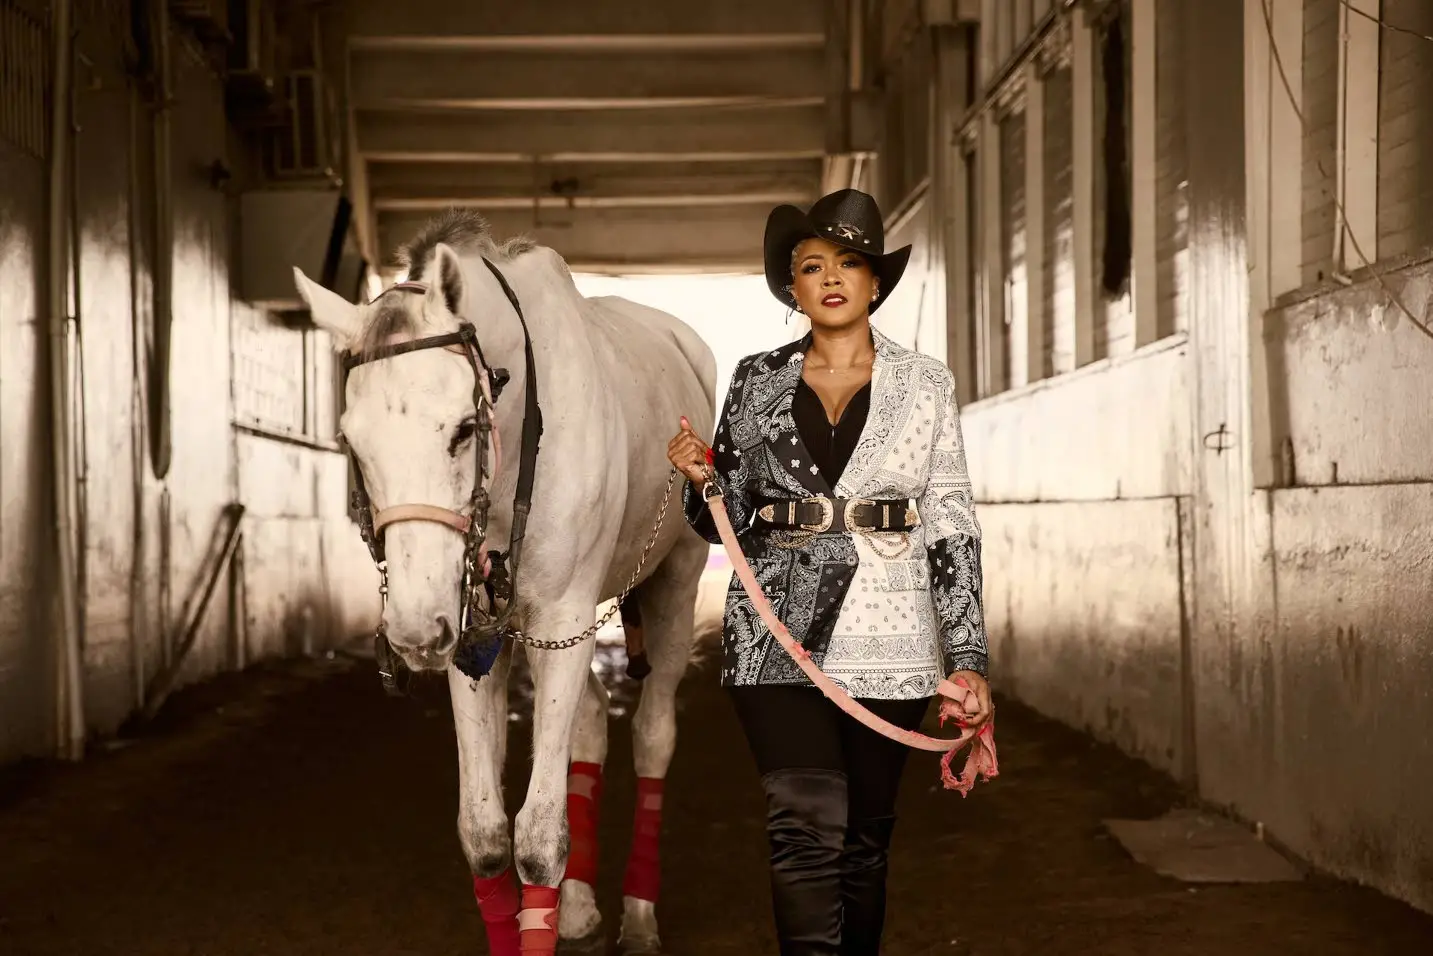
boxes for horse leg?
[558,667,610,941]
[618,541,705,953]
[450,642,520,956]
[513,600,599,956]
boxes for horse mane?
[355,209,540,358]
[398,208,539,278]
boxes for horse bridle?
[340,259,544,694]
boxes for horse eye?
[448,419,478,457]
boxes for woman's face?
[790,237,878,330]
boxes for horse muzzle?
[383,613,459,672]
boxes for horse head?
[294,230,524,673]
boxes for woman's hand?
[667,416,713,485]
[949,670,993,730]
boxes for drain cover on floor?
[1104,809,1304,883]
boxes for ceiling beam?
[366,160,823,206]
[357,105,826,163]
[349,47,827,108]
[357,95,823,113]
[366,158,823,192]
[373,192,808,213]
[361,149,827,165]
[345,0,828,43]
[377,204,774,272]
[348,34,823,53]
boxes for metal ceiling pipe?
[47,0,85,762]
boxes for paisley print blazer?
[684,330,989,700]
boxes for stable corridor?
[2,639,1428,956]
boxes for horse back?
[579,295,717,429]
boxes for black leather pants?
[840,815,899,955]
[732,686,931,956]
[761,768,849,955]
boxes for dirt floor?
[1,636,1430,956]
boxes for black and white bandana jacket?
[684,330,989,700]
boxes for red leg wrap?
[518,884,560,955]
[622,776,665,902]
[472,868,522,956]
[563,761,603,886]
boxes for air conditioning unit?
[238,187,361,313]
[265,68,342,182]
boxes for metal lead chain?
[508,468,679,650]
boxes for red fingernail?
[705,447,715,465]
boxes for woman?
[667,188,993,955]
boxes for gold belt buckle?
[758,497,835,533]
[843,497,879,533]
[799,496,834,533]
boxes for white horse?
[293,210,714,954]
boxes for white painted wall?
[0,15,378,763]
[933,0,1433,916]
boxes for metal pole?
[47,0,84,762]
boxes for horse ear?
[293,267,361,347]
[429,242,464,317]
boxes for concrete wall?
[876,191,949,361]
[0,106,53,762]
[939,0,1433,915]
[0,4,377,764]
[1236,265,1433,912]
[860,12,967,367]
[965,336,1194,774]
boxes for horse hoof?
[556,933,607,955]
[616,934,663,955]
[558,879,602,940]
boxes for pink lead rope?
[702,483,999,795]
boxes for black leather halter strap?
[343,327,478,370]
[483,259,544,536]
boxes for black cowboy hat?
[763,188,912,314]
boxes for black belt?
[753,496,918,534]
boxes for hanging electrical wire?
[1260,0,1433,344]
[1337,0,1433,44]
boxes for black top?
[792,377,872,488]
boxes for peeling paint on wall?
[0,15,377,763]
[980,496,1189,773]
[1271,261,1433,488]
[1265,483,1433,911]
